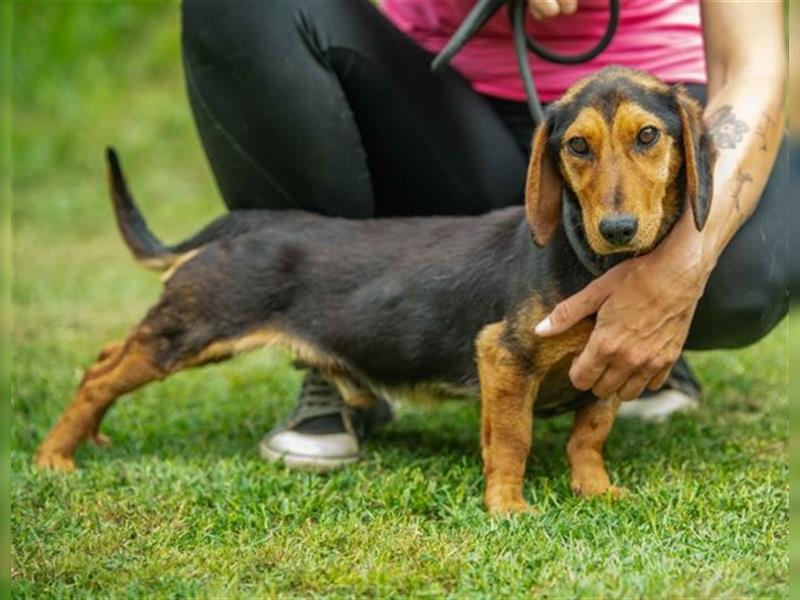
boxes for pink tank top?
[382,0,706,102]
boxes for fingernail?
[535,317,551,335]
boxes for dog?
[34,66,713,514]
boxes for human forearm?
[657,73,786,295]
[696,76,785,274]
[694,0,786,275]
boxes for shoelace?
[285,374,359,436]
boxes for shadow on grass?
[63,392,730,484]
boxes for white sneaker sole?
[259,438,360,473]
[617,389,699,422]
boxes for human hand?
[527,0,578,20]
[534,213,713,401]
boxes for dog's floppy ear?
[525,118,562,247]
[674,86,715,231]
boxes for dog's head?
[526,66,715,254]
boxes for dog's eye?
[637,126,660,147]
[567,137,590,156]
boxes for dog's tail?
[106,147,183,271]
[107,147,276,272]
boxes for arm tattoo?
[730,168,754,213]
[754,113,775,152]
[706,105,749,150]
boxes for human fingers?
[528,0,560,20]
[535,271,620,337]
[646,364,673,392]
[617,372,652,402]
[557,0,578,15]
[568,339,612,392]
[590,366,630,400]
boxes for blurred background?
[13,2,220,254]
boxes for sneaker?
[616,355,702,422]
[259,370,393,472]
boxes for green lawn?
[11,3,790,597]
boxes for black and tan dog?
[35,67,713,514]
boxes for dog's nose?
[599,214,638,246]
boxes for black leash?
[431,0,620,126]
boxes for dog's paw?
[487,500,539,517]
[605,485,630,499]
[34,450,76,472]
[89,432,112,448]
[484,485,537,516]
[571,475,628,499]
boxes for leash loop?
[432,0,620,125]
[512,0,620,65]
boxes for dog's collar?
[561,190,630,277]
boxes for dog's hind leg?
[77,340,132,447]
[567,394,625,498]
[34,301,258,471]
[34,297,334,472]
[97,340,125,362]
[34,327,169,471]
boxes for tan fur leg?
[35,315,345,471]
[34,332,165,471]
[567,394,625,497]
[477,323,536,515]
[83,339,127,445]
[97,340,125,362]
[82,339,126,381]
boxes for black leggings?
[181,0,790,350]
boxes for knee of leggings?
[182,0,291,54]
[693,279,788,349]
[183,0,292,26]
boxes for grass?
[10,3,790,597]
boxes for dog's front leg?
[477,323,536,515]
[567,394,626,497]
